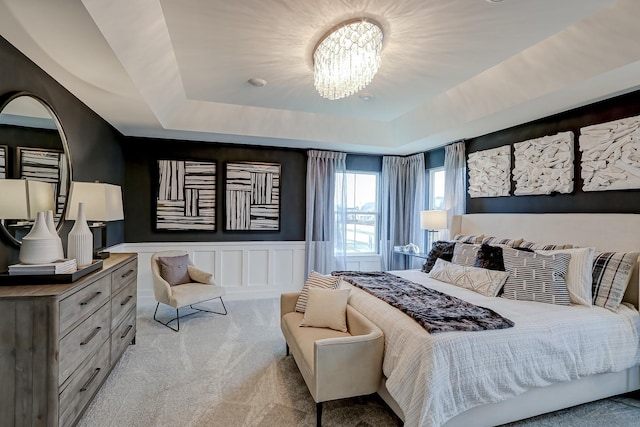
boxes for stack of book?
[8,259,78,276]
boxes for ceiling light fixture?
[313,19,383,100]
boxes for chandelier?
[313,19,383,100]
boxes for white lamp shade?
[420,210,447,230]
[66,182,124,222]
[0,179,55,219]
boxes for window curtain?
[444,141,467,239]
[305,150,347,277]
[380,153,425,271]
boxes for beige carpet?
[78,298,640,427]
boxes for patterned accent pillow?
[536,247,595,306]
[502,247,571,305]
[482,236,524,248]
[475,244,505,271]
[518,241,573,250]
[421,241,456,273]
[295,271,341,312]
[451,243,480,267]
[592,251,639,310]
[453,234,484,244]
[429,258,509,297]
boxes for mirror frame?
[0,91,73,246]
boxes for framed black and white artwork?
[18,146,68,218]
[0,145,6,179]
[156,160,216,231]
[225,162,280,231]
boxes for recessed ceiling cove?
[2,0,639,154]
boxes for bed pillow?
[536,247,595,306]
[481,236,524,248]
[295,271,341,313]
[157,254,191,286]
[474,244,505,271]
[502,247,571,305]
[453,234,484,244]
[421,241,456,273]
[300,288,350,332]
[518,241,573,250]
[428,258,509,297]
[451,243,480,267]
[592,251,639,310]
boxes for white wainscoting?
[346,255,382,272]
[109,241,306,303]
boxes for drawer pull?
[120,295,133,306]
[80,368,101,392]
[80,327,102,346]
[121,269,135,279]
[120,324,133,339]
[79,291,102,306]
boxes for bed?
[347,213,640,427]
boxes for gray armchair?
[151,250,227,331]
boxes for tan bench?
[280,292,384,427]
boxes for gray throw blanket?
[332,271,514,334]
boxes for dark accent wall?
[123,137,306,242]
[466,89,640,214]
[0,36,125,270]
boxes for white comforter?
[344,270,640,427]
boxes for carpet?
[77,298,640,427]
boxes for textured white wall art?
[579,115,640,191]
[467,146,511,198]
[512,131,574,195]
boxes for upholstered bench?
[280,291,384,427]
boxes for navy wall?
[465,89,640,214]
[0,36,125,270]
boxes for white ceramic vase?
[45,210,65,260]
[19,211,59,264]
[67,202,93,267]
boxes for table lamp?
[420,210,447,251]
[66,182,124,258]
[0,179,55,221]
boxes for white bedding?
[344,270,640,427]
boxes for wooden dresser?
[0,253,138,427]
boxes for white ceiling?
[2,0,640,154]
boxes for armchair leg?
[154,297,227,332]
[286,343,289,356]
[316,402,322,427]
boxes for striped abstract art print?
[156,160,216,231]
[0,145,6,178]
[225,162,280,231]
[18,147,68,219]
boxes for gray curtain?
[444,141,467,239]
[380,153,426,271]
[305,150,347,277]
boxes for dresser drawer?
[111,279,137,331]
[111,259,137,294]
[59,275,111,335]
[59,339,110,427]
[59,302,111,386]
[111,307,136,364]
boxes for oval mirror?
[0,92,73,246]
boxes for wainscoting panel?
[109,242,306,303]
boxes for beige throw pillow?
[187,265,213,284]
[300,288,351,332]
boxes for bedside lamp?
[420,210,447,251]
[66,182,124,259]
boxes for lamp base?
[94,248,111,259]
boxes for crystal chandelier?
[313,19,383,100]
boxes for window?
[429,167,445,210]
[338,171,379,254]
